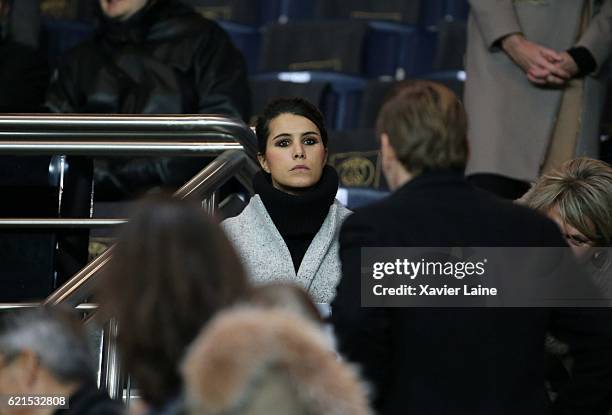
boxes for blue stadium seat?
[420,0,470,28]
[422,70,465,99]
[431,19,467,72]
[40,18,94,65]
[419,19,467,99]
[259,20,435,79]
[357,74,464,130]
[367,21,436,78]
[259,21,369,76]
[218,22,261,74]
[250,73,333,123]
[338,187,390,209]
[277,0,317,22]
[185,0,282,26]
[358,80,395,129]
[316,0,421,25]
[251,72,367,130]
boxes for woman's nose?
[292,143,305,159]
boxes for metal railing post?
[100,318,122,400]
[202,191,218,214]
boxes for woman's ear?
[257,153,270,173]
[323,147,329,165]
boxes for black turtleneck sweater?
[254,166,339,273]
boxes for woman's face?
[547,207,595,258]
[258,113,327,194]
[99,0,148,20]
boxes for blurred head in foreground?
[97,195,250,408]
[181,306,372,415]
[0,307,111,415]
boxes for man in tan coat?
[465,0,612,199]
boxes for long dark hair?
[255,97,328,154]
[97,195,250,407]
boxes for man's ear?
[380,133,397,164]
[257,153,270,173]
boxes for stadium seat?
[367,21,436,78]
[420,0,470,28]
[259,21,368,76]
[250,74,333,123]
[358,80,395,129]
[251,72,367,130]
[337,187,390,209]
[422,70,465,99]
[417,19,467,100]
[218,21,261,74]
[277,0,317,22]
[39,18,95,65]
[327,129,388,190]
[431,19,467,72]
[316,0,421,25]
[259,21,435,79]
[357,75,464,130]
[185,0,282,26]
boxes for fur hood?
[181,307,372,415]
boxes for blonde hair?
[375,80,468,175]
[522,158,612,245]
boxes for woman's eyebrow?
[271,133,292,141]
[300,131,320,137]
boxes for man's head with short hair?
[375,80,468,189]
[0,307,96,411]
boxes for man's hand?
[501,34,571,86]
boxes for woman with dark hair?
[222,97,351,303]
[97,195,250,413]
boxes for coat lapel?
[250,196,297,279]
[296,203,338,289]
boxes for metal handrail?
[0,114,258,230]
[0,219,127,228]
[44,149,257,306]
[0,114,258,159]
[0,302,98,310]
[0,150,259,229]
[0,115,260,400]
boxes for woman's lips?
[291,165,310,171]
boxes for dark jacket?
[54,382,124,415]
[46,0,250,119]
[45,0,251,199]
[331,170,612,415]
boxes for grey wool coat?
[222,195,352,303]
[465,0,612,182]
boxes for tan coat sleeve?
[576,0,612,72]
[468,0,522,50]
